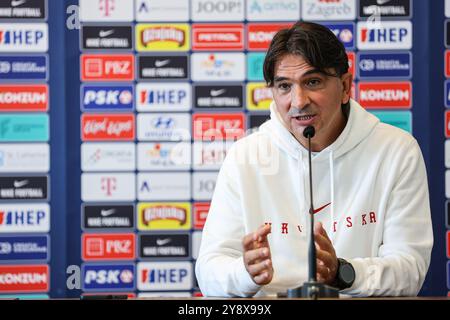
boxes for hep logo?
[140,90,187,105]
[361,27,408,43]
[141,268,188,283]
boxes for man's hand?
[242,224,273,285]
[314,222,338,285]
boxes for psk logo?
[152,117,174,129]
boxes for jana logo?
[201,54,235,69]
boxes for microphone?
[303,125,315,139]
[287,126,339,299]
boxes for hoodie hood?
[259,99,380,162]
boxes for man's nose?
[291,86,310,110]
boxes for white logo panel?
[136,0,189,21]
[79,0,134,22]
[192,141,232,171]
[137,142,191,171]
[137,113,191,141]
[136,83,191,112]
[246,0,300,21]
[0,144,49,173]
[81,173,135,201]
[0,203,50,233]
[81,142,136,172]
[192,231,202,260]
[137,172,191,201]
[191,0,244,21]
[191,53,245,82]
[357,21,412,50]
[192,171,218,201]
[0,23,48,52]
[302,0,355,21]
[137,261,193,291]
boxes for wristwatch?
[332,258,355,290]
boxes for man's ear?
[340,72,353,104]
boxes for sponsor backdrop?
[0,0,448,297]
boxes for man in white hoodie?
[195,21,433,297]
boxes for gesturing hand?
[314,222,338,285]
[242,224,273,285]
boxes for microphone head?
[303,126,315,138]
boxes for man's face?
[271,54,352,151]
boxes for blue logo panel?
[322,23,355,49]
[82,264,135,291]
[0,236,49,261]
[358,52,412,79]
[0,55,48,80]
[81,85,134,111]
[445,81,450,108]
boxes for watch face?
[340,264,355,284]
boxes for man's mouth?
[293,115,315,121]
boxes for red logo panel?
[0,265,49,293]
[357,82,412,109]
[247,23,292,51]
[0,84,48,112]
[447,231,450,258]
[445,111,450,138]
[194,202,210,230]
[82,233,136,261]
[81,114,135,141]
[193,113,245,141]
[445,50,450,78]
[81,54,134,81]
[192,24,244,51]
[347,52,355,77]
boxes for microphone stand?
[287,126,339,299]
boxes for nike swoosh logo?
[11,0,26,7]
[154,59,170,67]
[13,180,29,188]
[313,202,331,214]
[376,0,391,5]
[101,209,116,217]
[156,238,171,246]
[99,30,114,38]
[210,89,226,97]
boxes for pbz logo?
[82,85,133,111]
[357,21,412,50]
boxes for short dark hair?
[263,21,349,87]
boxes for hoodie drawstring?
[328,151,335,243]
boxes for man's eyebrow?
[273,69,326,83]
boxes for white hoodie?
[195,99,433,297]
